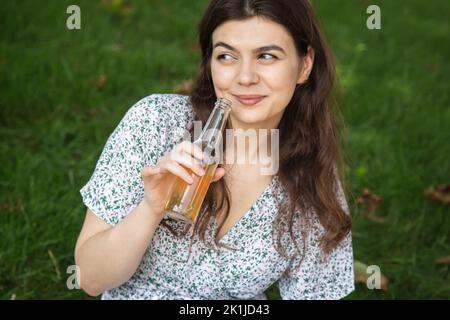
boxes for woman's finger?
[163,161,195,184]
[211,167,226,182]
[141,166,160,177]
[179,141,205,162]
[176,151,205,176]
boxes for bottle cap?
[215,97,232,110]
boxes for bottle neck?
[197,105,231,142]
[194,98,232,164]
[197,97,232,142]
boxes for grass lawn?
[0,0,449,299]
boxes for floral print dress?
[80,93,355,300]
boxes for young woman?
[75,0,354,300]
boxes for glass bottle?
[164,97,232,223]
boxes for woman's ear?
[297,46,315,85]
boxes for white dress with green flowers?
[80,93,355,300]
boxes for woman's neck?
[225,125,277,167]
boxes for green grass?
[0,0,449,299]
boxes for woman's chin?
[230,114,267,128]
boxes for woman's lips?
[234,95,266,106]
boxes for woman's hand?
[140,141,226,217]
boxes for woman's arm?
[75,140,224,297]
[74,199,163,297]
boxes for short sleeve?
[79,95,165,226]
[277,177,355,300]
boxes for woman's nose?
[237,60,259,86]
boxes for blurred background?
[0,0,449,299]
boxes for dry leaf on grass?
[0,201,24,212]
[93,74,108,88]
[425,184,450,205]
[356,188,386,223]
[434,256,450,265]
[190,41,201,53]
[83,108,104,118]
[173,80,193,94]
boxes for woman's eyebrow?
[213,41,286,54]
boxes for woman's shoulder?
[120,93,196,155]
[130,93,194,125]
[126,93,195,140]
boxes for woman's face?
[211,16,313,130]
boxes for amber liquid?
[164,162,219,223]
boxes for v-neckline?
[214,175,277,243]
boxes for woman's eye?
[259,53,277,60]
[217,54,234,61]
[217,53,278,61]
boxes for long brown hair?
[164,0,351,260]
